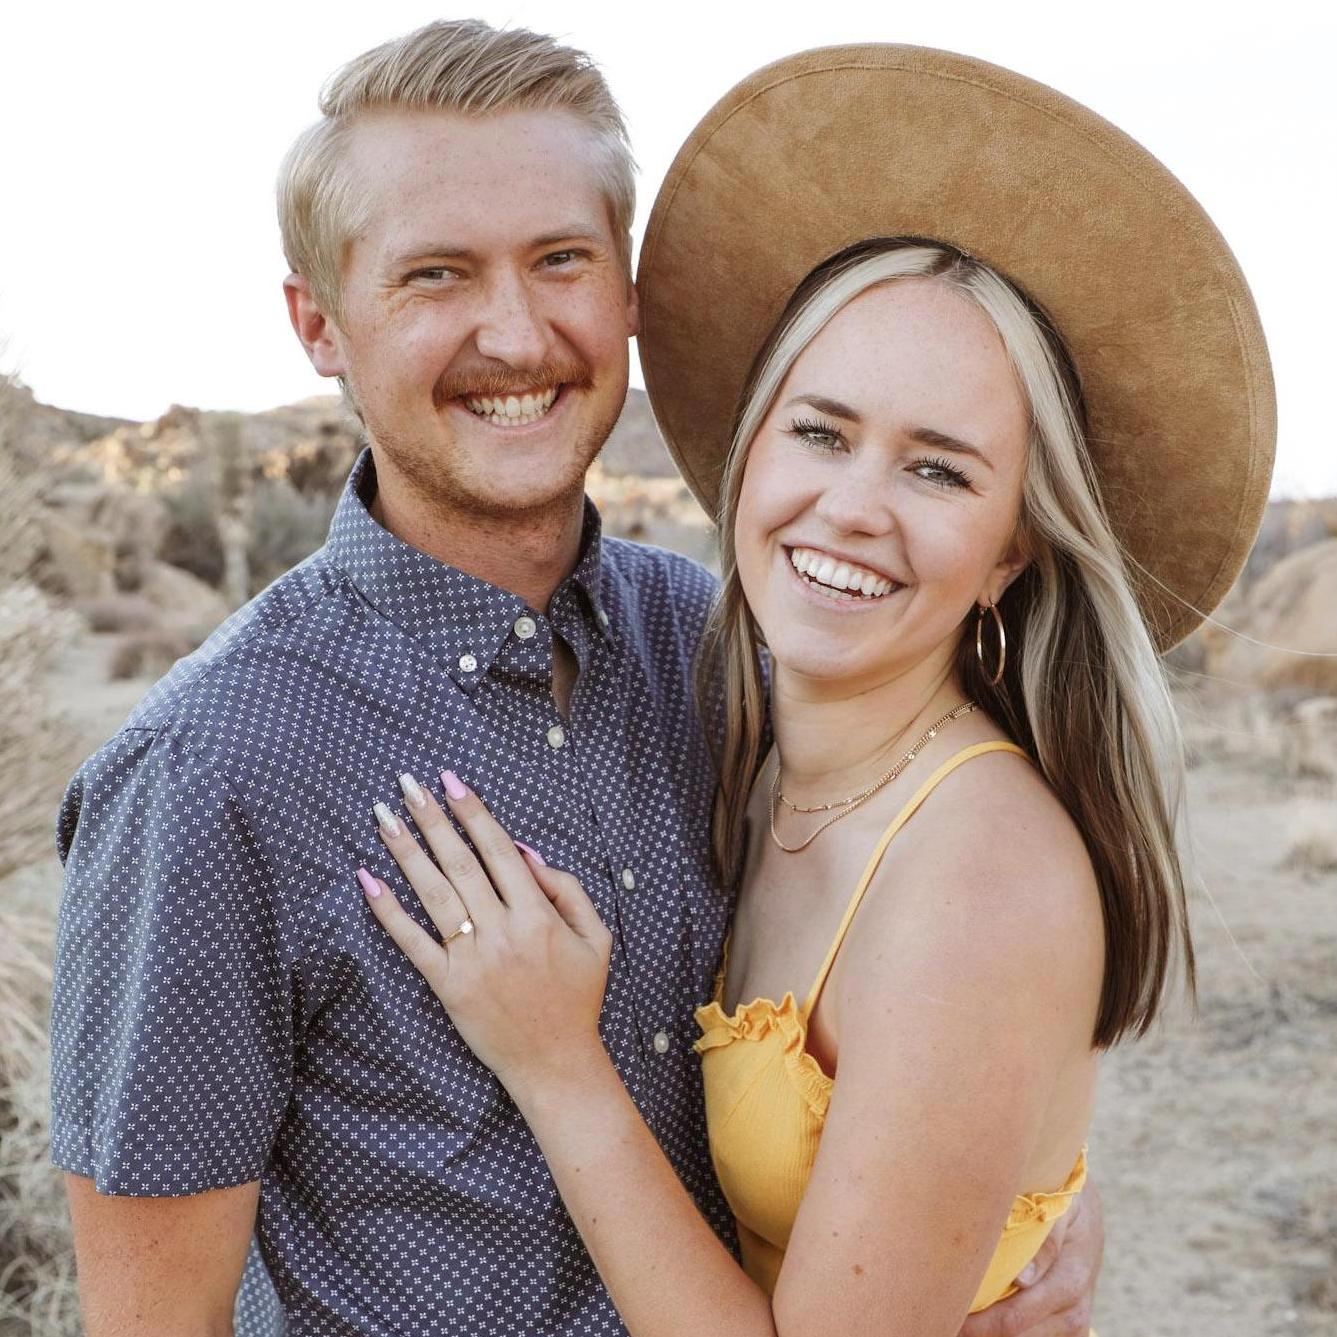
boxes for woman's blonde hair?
[697,238,1194,1049]
[276,19,636,323]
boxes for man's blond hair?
[277,20,636,322]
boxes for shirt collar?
[323,448,612,689]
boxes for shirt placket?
[487,606,648,1104]
[568,631,693,1123]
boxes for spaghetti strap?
[798,740,1031,1019]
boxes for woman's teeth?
[788,546,898,600]
[463,387,559,425]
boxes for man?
[50,20,1103,1335]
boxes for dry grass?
[1282,802,1337,875]
[0,584,82,881]
[0,868,80,1336]
[0,370,81,1333]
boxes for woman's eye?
[912,456,972,489]
[786,417,845,453]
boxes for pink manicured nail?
[440,770,469,801]
[514,840,546,866]
[356,867,382,899]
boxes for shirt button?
[620,867,636,891]
[514,615,538,640]
[458,653,478,673]
[652,1030,670,1055]
[546,724,567,750]
[596,608,610,630]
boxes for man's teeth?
[463,386,560,425]
[789,546,898,600]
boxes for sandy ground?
[1089,731,1337,1335]
[13,635,1337,1336]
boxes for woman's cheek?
[916,522,1001,616]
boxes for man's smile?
[462,385,561,426]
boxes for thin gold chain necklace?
[768,701,979,854]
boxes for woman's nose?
[812,462,897,537]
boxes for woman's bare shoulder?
[842,740,1104,1038]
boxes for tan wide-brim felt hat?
[636,44,1275,650]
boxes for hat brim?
[636,44,1275,650]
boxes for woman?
[355,46,1273,1336]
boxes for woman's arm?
[507,1047,778,1336]
[361,767,1101,1337]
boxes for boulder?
[28,509,114,600]
[137,559,231,638]
[1283,696,1337,780]
[1203,539,1337,696]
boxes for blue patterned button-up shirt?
[50,447,736,1335]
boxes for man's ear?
[625,272,641,339]
[283,273,348,378]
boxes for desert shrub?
[266,429,360,496]
[157,465,339,597]
[77,593,160,634]
[0,870,80,1336]
[0,369,81,1334]
[158,467,225,587]
[1282,803,1337,874]
[0,377,41,588]
[107,628,197,681]
[0,584,82,881]
[248,477,339,594]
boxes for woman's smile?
[779,543,905,611]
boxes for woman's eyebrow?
[908,425,994,470]
[784,393,861,421]
[784,395,994,471]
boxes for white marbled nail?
[373,802,402,837]
[398,773,428,809]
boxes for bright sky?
[2,1,1333,497]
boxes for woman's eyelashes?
[786,415,845,452]
[783,418,973,490]
[912,454,973,490]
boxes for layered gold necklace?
[768,700,979,853]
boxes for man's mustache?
[434,357,594,407]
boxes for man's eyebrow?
[388,228,604,267]
[784,395,994,470]
[529,228,604,248]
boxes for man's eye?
[408,268,452,283]
[542,250,581,267]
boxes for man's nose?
[472,272,552,369]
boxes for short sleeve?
[49,729,295,1196]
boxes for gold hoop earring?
[976,601,1006,687]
